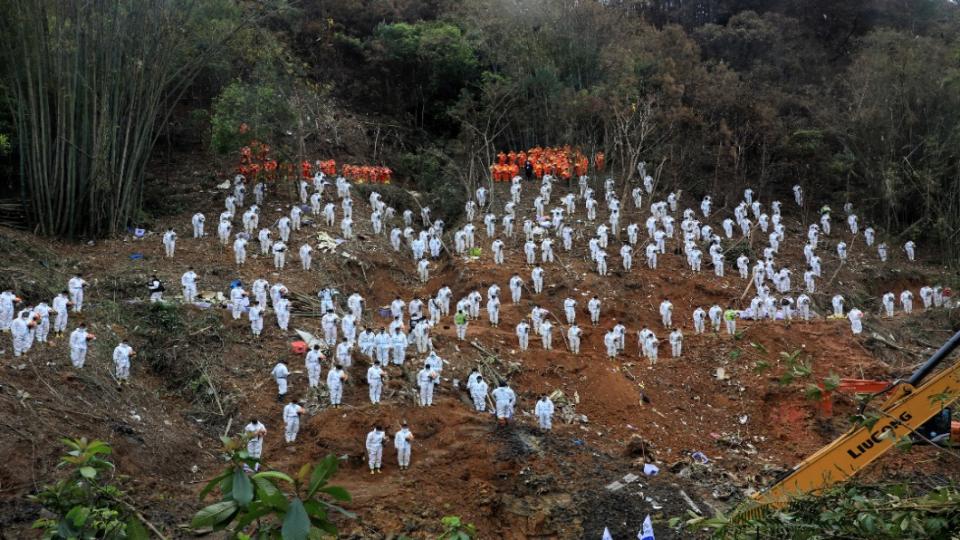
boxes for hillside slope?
[1,171,958,539]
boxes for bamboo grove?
[0,0,243,237]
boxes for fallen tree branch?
[866,332,923,359]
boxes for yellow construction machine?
[736,329,960,519]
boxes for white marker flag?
[638,515,655,540]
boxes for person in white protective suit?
[394,422,414,470]
[491,381,516,426]
[282,400,305,443]
[366,425,386,474]
[535,394,555,431]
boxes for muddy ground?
[1,169,958,539]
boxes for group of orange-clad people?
[238,141,608,185]
[300,159,393,184]
[237,141,279,180]
[234,136,393,184]
[490,146,605,182]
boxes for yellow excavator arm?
[738,330,960,519]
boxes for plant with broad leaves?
[804,373,841,402]
[777,350,813,386]
[31,438,148,540]
[674,481,960,539]
[192,435,353,539]
[438,516,477,540]
[822,373,841,392]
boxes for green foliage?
[786,129,826,158]
[680,482,960,539]
[822,373,841,392]
[752,360,770,374]
[30,438,146,540]
[211,82,295,154]
[0,0,246,237]
[777,350,813,386]
[438,516,477,540]
[192,435,353,538]
[805,373,841,402]
[843,28,960,259]
[854,412,883,431]
[145,301,187,334]
[398,151,444,193]
[395,149,466,221]
[929,390,957,408]
[365,21,480,131]
[803,384,823,402]
[779,349,802,364]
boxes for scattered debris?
[315,231,340,253]
[548,390,589,425]
[679,489,703,515]
[604,480,624,492]
[625,435,656,461]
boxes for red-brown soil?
[1,173,957,539]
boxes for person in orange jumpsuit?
[594,152,605,171]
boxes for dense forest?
[1,0,959,262]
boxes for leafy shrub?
[31,438,148,540]
[211,82,295,154]
[192,435,353,539]
[676,482,960,539]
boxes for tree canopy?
[1,0,959,259]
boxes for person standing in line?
[366,425,386,474]
[272,361,290,403]
[69,322,95,368]
[535,394,555,431]
[112,339,135,384]
[244,418,267,471]
[723,306,738,336]
[282,400,305,443]
[327,365,346,408]
[394,422,414,471]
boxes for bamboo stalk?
[1,0,261,238]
